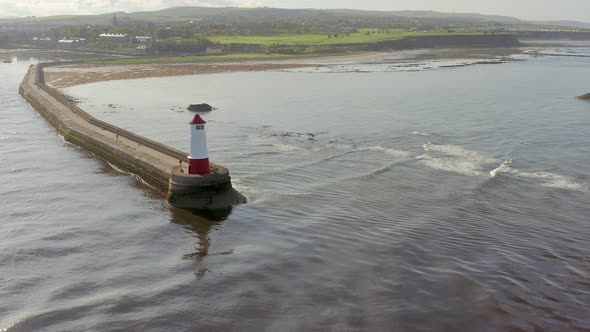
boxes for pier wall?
[19,64,176,192]
[33,63,189,162]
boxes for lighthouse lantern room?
[188,114,210,175]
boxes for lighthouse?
[188,114,210,175]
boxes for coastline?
[44,48,526,89]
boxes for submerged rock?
[577,93,590,100]
[187,103,214,112]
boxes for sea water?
[1,50,589,331]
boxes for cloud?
[0,0,264,17]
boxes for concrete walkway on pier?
[23,65,190,176]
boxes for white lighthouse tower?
[188,114,210,175]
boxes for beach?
[44,48,525,88]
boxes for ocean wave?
[417,143,494,176]
[423,143,496,163]
[251,129,340,152]
[102,160,159,191]
[238,149,365,180]
[488,160,586,192]
[367,145,412,157]
[416,154,485,176]
[9,168,25,174]
[490,159,513,178]
[105,160,128,174]
[512,170,587,192]
[242,151,283,156]
[232,179,307,205]
[412,131,431,136]
[271,143,301,151]
[230,178,260,199]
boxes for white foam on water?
[367,146,412,157]
[416,154,485,176]
[366,164,393,177]
[271,143,301,151]
[230,179,274,204]
[232,178,310,205]
[423,143,496,164]
[418,143,587,191]
[490,159,513,178]
[105,160,126,174]
[250,134,302,152]
[511,170,587,192]
[230,178,256,196]
[104,160,159,191]
[489,160,586,192]
[418,143,494,176]
[412,131,431,136]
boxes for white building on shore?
[99,33,128,43]
[135,36,152,43]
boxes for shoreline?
[45,47,528,88]
[44,63,311,89]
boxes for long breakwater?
[19,63,244,215]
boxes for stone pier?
[19,63,245,214]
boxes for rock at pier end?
[187,103,214,112]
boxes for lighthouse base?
[168,164,246,218]
[188,158,210,175]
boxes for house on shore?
[135,36,152,43]
[57,39,78,49]
[99,33,129,43]
[136,45,148,54]
[32,36,54,48]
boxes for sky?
[0,0,589,22]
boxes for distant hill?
[121,7,525,24]
[0,6,525,26]
[0,13,116,26]
[531,20,590,29]
[387,10,522,23]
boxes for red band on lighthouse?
[188,114,210,175]
[189,158,210,174]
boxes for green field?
[209,30,489,46]
[84,29,514,65]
